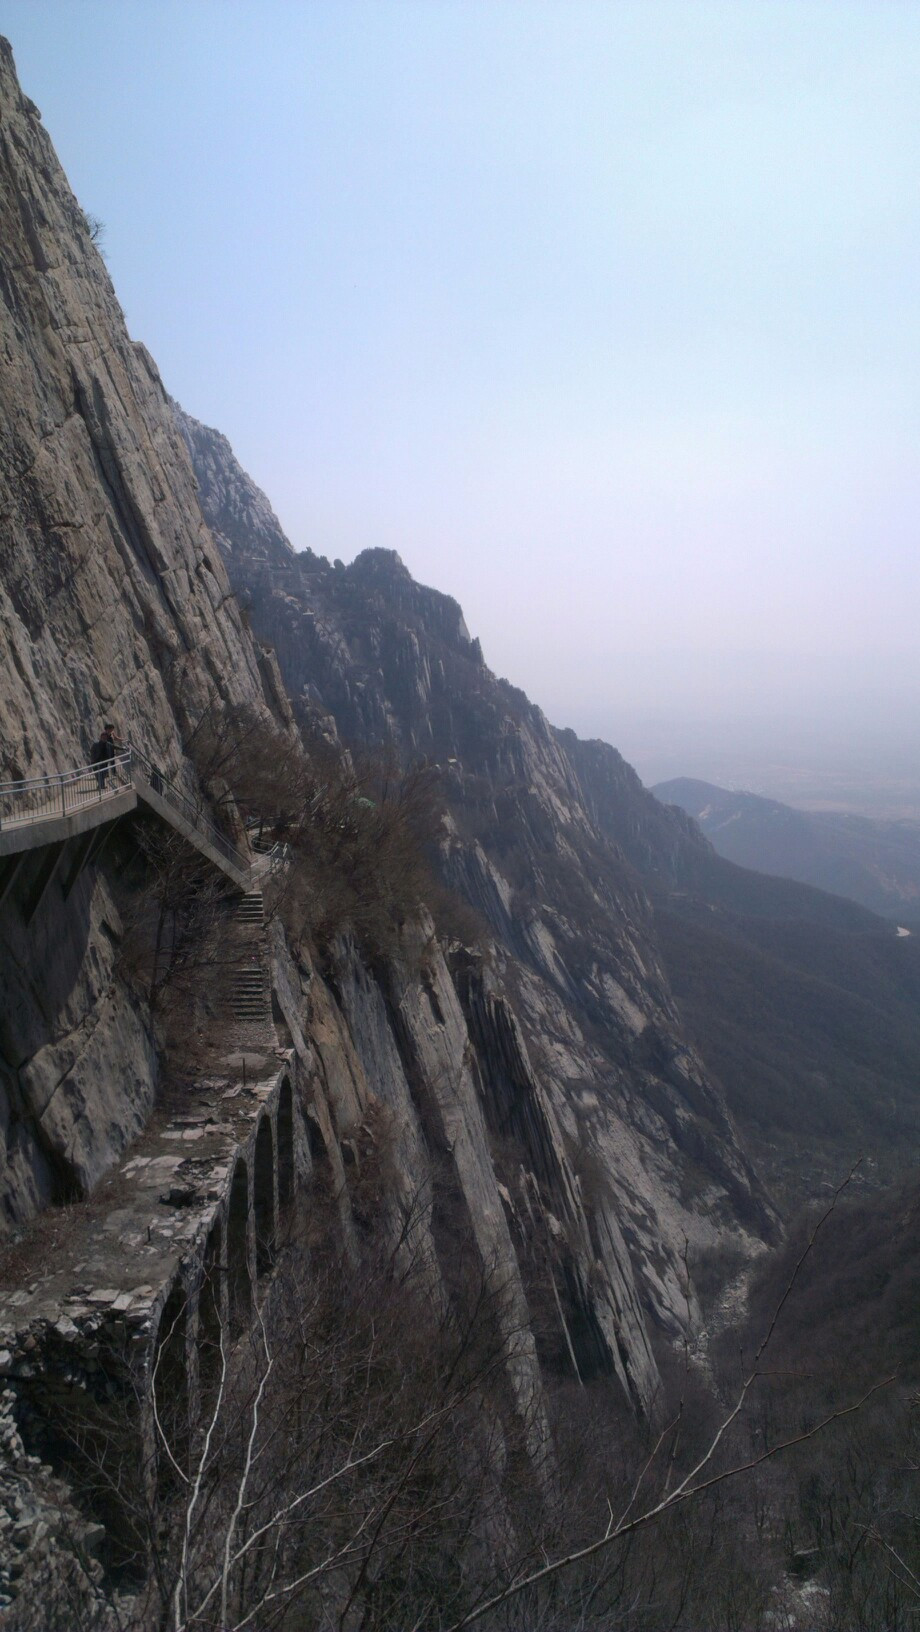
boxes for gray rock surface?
[281,919,561,1429]
[1,23,756,1481]
[175,407,776,1354]
[0,61,269,785]
[0,1386,121,1630]
[0,35,286,1233]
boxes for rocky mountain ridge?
[175,409,778,1330]
[0,28,686,1462]
[656,774,920,921]
[6,32,920,1624]
[0,40,649,1617]
[177,405,920,1215]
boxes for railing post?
[61,775,66,817]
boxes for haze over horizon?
[4,1,919,813]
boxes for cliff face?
[176,410,777,1355]
[0,47,278,788]
[0,32,667,1442]
[179,402,920,1210]
[6,38,920,1632]
[0,39,298,1234]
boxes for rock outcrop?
[0,31,668,1449]
[4,30,920,1631]
[0,34,295,1236]
[175,410,777,1361]
[0,47,275,789]
[13,30,920,1627]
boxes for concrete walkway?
[0,753,253,890]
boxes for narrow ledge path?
[0,749,254,890]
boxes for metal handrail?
[0,747,250,876]
[0,751,133,794]
[0,752,133,831]
[129,748,249,873]
[245,817,290,876]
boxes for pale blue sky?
[3,2,919,796]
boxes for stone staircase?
[230,889,270,1025]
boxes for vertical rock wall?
[175,408,776,1351]
[1,32,755,1430]
[0,36,285,1233]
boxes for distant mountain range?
[654,776,920,923]
[173,409,920,1209]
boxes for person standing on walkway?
[90,723,120,793]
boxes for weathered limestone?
[0,35,286,1229]
[269,920,552,1440]
[456,955,659,1407]
[0,51,271,787]
[0,47,785,1623]
[178,406,775,1352]
[0,1386,115,1627]
[1,828,158,1232]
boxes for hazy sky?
[3,2,919,794]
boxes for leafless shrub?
[42,1224,541,1631]
[187,701,495,967]
[268,746,445,963]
